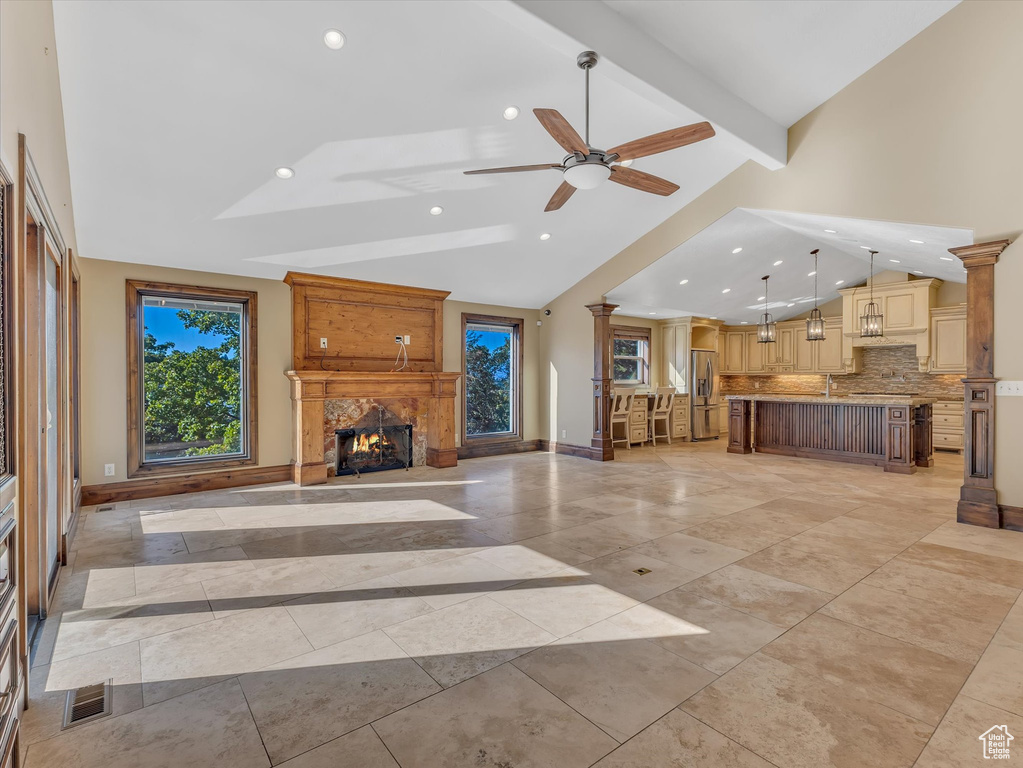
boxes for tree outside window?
[613,328,650,385]
[462,315,522,440]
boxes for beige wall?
[80,259,293,485]
[541,0,1023,505]
[442,300,542,446]
[1,0,77,251]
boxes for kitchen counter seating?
[725,394,935,474]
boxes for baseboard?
[82,464,293,506]
[1000,504,1023,533]
[537,439,599,460]
[457,439,543,460]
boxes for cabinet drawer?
[933,401,963,412]
[630,409,647,425]
[934,431,964,449]
[934,413,964,429]
[630,426,647,443]
[672,423,688,438]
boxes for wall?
[541,0,1023,505]
[442,300,541,446]
[0,0,77,250]
[721,346,964,400]
[79,259,293,485]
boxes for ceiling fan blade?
[534,109,589,156]
[463,163,561,175]
[607,121,715,161]
[609,166,679,196]
[544,181,576,212]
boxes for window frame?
[126,280,258,478]
[460,313,523,445]
[612,326,651,386]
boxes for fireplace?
[335,422,413,476]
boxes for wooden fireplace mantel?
[286,370,461,485]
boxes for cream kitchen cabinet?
[929,306,967,373]
[660,321,691,390]
[765,327,794,372]
[744,331,765,373]
[723,331,746,373]
[814,320,844,373]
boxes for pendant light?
[806,248,826,341]
[860,250,884,338]
[757,275,777,343]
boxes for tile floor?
[23,441,1023,767]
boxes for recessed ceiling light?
[503,105,520,121]
[619,159,633,168]
[889,259,901,263]
[679,279,689,285]
[807,271,816,277]
[909,239,925,244]
[773,260,783,266]
[429,206,443,215]
[787,303,795,307]
[940,256,954,261]
[274,167,294,179]
[757,296,765,301]
[648,312,656,315]
[836,280,845,285]
[539,232,551,241]
[740,321,748,325]
[824,229,837,234]
[913,270,924,274]
[721,288,731,293]
[323,29,345,49]
[859,245,872,250]
[709,316,717,320]
[732,247,743,254]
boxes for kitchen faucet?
[824,373,834,398]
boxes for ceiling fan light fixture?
[563,162,611,190]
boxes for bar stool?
[610,391,634,450]
[650,387,675,445]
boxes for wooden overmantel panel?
[284,272,450,372]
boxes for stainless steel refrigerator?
[690,349,720,440]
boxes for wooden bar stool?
[610,391,634,450]
[650,387,675,445]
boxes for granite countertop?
[725,394,937,406]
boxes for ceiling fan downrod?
[577,51,599,148]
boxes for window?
[462,314,522,441]
[127,281,257,476]
[613,326,650,385]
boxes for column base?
[426,447,458,468]
[292,461,329,486]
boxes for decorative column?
[727,398,752,454]
[950,240,1011,527]
[587,302,618,461]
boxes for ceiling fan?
[464,51,715,212]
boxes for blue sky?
[472,329,510,352]
[145,306,227,352]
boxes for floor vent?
[62,680,113,729]
[96,505,115,512]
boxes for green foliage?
[143,309,243,459]
[465,330,511,435]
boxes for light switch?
[996,381,1023,396]
[403,335,411,344]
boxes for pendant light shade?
[757,275,777,343]
[860,250,884,338]
[806,248,826,341]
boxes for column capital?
[949,239,1011,268]
[585,302,619,317]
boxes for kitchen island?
[726,394,934,474]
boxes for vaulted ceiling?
[53,0,959,307]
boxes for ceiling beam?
[484,0,788,170]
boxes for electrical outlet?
[104,463,115,477]
[561,429,567,439]
[394,335,403,344]
[403,335,411,344]
[319,338,328,349]
[996,381,1023,396]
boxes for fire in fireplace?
[335,423,413,476]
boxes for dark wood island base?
[727,396,935,474]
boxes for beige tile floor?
[23,441,1023,767]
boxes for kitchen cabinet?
[744,332,765,373]
[765,327,794,372]
[659,321,691,390]
[793,329,815,373]
[670,394,690,440]
[932,400,964,452]
[815,321,844,372]
[929,306,967,373]
[723,331,745,373]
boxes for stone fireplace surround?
[286,370,461,486]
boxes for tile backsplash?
[720,345,963,400]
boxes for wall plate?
[996,381,1023,396]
